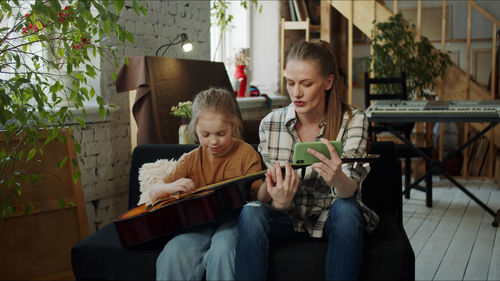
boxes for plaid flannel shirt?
[258,103,379,238]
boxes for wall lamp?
[155,33,193,57]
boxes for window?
[210,1,250,81]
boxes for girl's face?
[285,59,333,117]
[196,111,235,157]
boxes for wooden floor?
[403,177,500,280]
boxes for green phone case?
[293,141,343,165]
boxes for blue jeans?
[156,218,238,281]
[235,198,365,281]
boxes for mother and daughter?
[152,39,378,281]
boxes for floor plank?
[403,179,500,281]
[464,181,497,280]
[486,182,500,281]
[433,180,485,280]
[410,185,457,258]
[415,182,470,281]
[404,187,446,241]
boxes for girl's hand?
[308,138,343,187]
[150,178,196,201]
[266,161,299,210]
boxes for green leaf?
[58,156,68,170]
[85,64,97,78]
[26,148,37,161]
[74,142,81,154]
[72,170,81,183]
[31,173,40,183]
[103,18,111,34]
[114,0,124,14]
[76,116,86,128]
[35,21,43,30]
[24,204,32,215]
[133,0,140,14]
[58,197,66,209]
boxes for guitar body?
[114,180,251,247]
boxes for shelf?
[282,20,320,32]
[282,20,308,30]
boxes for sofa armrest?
[362,141,403,224]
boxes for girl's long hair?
[188,87,243,143]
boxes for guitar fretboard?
[147,154,379,209]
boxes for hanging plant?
[367,13,452,99]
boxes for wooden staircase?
[331,0,500,150]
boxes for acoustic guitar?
[114,154,379,247]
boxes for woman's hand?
[308,138,357,197]
[266,161,299,211]
[308,138,343,186]
[150,178,196,202]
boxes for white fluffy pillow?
[137,159,177,205]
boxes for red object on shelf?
[234,65,247,97]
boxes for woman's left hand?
[308,138,343,187]
[308,138,358,197]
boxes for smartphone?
[293,141,343,165]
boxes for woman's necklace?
[296,120,320,142]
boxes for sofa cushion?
[129,144,199,209]
[267,212,413,281]
[71,224,163,280]
[137,159,177,205]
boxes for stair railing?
[336,0,500,177]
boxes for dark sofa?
[71,142,414,280]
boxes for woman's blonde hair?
[286,40,351,140]
[188,87,243,142]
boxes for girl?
[234,40,379,280]
[152,87,262,281]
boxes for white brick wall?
[76,0,211,233]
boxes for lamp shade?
[156,33,194,56]
[182,41,193,52]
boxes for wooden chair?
[364,72,433,206]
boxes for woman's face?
[196,111,234,157]
[285,59,334,117]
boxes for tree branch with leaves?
[0,0,146,219]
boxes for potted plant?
[0,1,146,279]
[171,100,193,144]
[367,13,452,99]
[0,0,147,218]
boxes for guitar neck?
[150,154,380,207]
[196,154,379,192]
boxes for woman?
[234,40,379,280]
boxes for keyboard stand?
[377,121,500,227]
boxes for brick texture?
[76,0,210,233]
